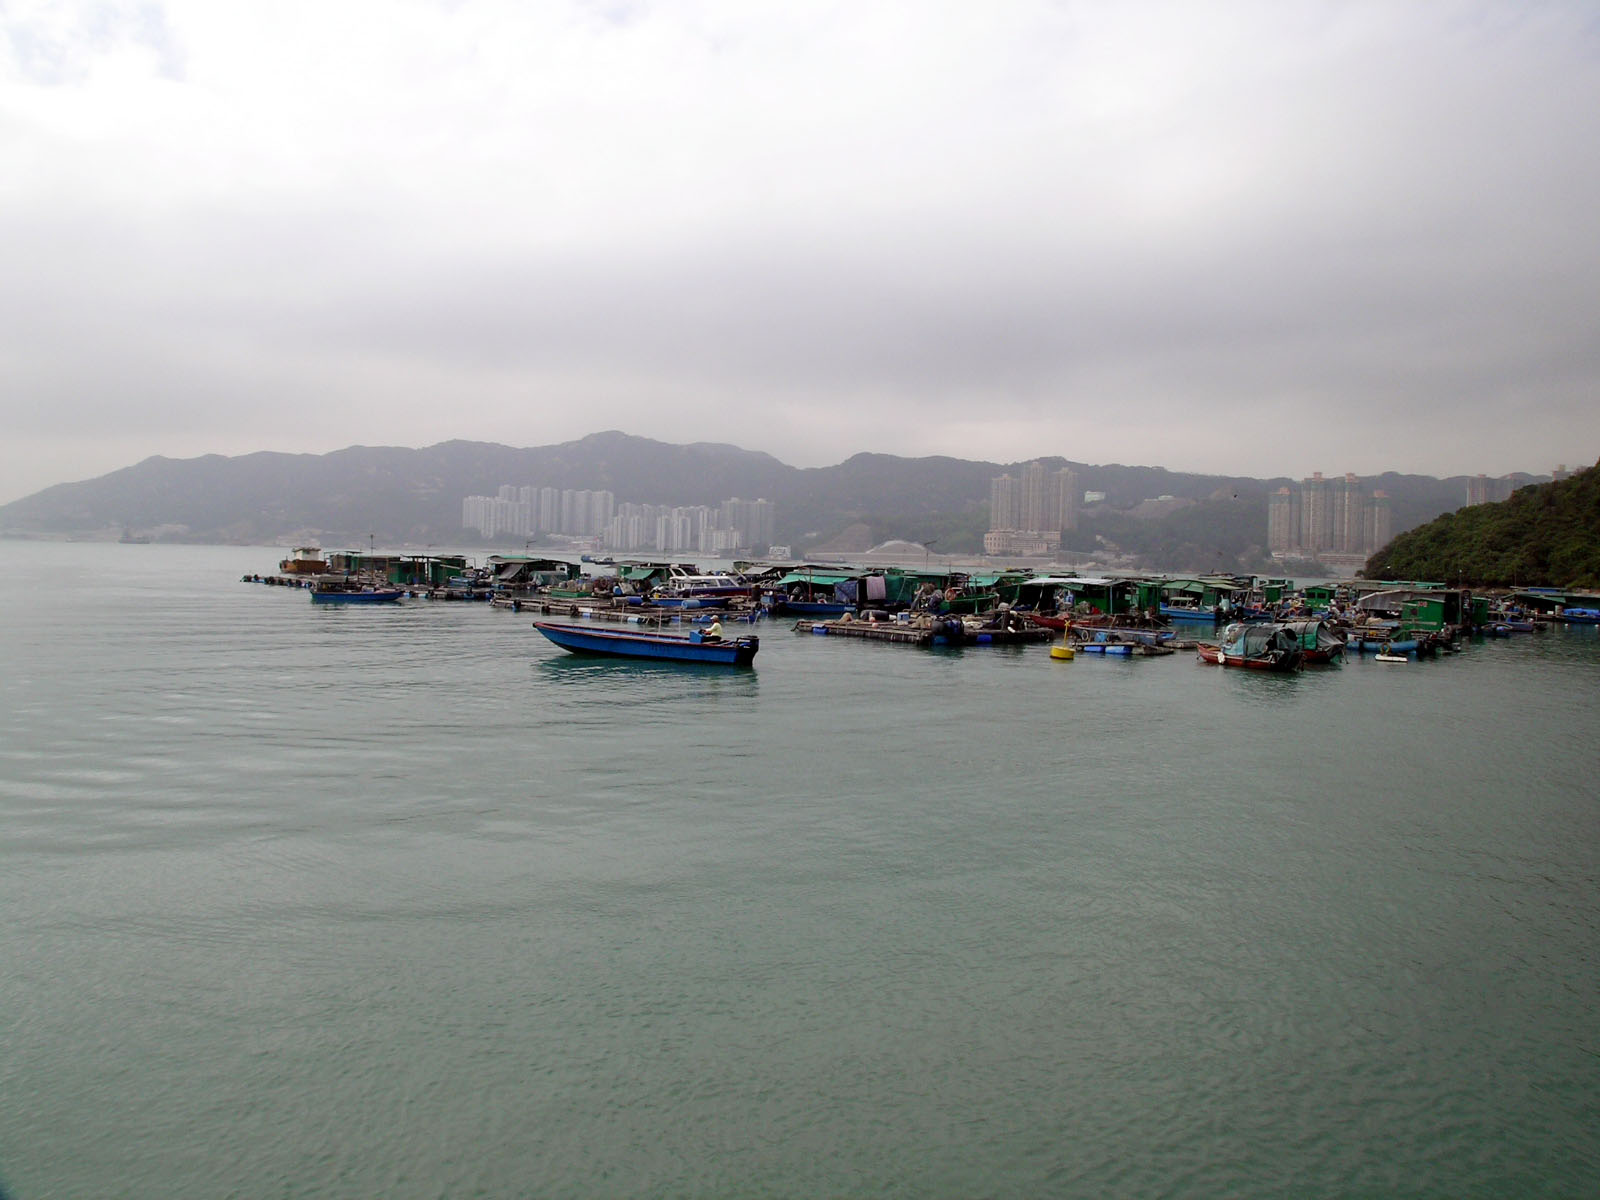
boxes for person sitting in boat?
[703,618,724,642]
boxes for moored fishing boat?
[1280,618,1346,663]
[772,596,855,616]
[1488,615,1538,633]
[1196,623,1302,671]
[532,620,759,665]
[1343,627,1443,656]
[1068,626,1174,653]
[310,582,404,604]
[1159,603,1218,623]
[648,591,732,609]
[649,570,751,608]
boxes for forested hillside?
[1363,460,1600,587]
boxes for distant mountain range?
[0,431,1547,572]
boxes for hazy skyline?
[4,1,1598,505]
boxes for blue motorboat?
[533,621,759,665]
[774,598,855,617]
[310,584,404,604]
[1345,633,1421,655]
[648,571,750,607]
[1159,604,1218,623]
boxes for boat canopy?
[1280,619,1345,653]
[778,571,855,586]
[1221,623,1299,656]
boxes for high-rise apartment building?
[1269,473,1389,559]
[1054,467,1079,532]
[1332,473,1368,553]
[986,462,1078,555]
[1267,487,1300,554]
[464,485,773,553]
[989,474,1017,531]
[1365,490,1392,550]
[1466,475,1515,506]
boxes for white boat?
[650,570,750,606]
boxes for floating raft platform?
[796,619,933,645]
[795,618,1054,647]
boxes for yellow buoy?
[1051,626,1074,660]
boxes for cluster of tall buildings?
[1465,475,1515,506]
[602,497,775,555]
[461,486,775,555]
[983,462,1079,556]
[463,486,616,539]
[1267,472,1391,563]
[1466,465,1572,506]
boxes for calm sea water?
[2,543,1596,1198]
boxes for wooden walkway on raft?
[796,618,934,645]
[795,618,1055,647]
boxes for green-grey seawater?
[2,544,1597,1198]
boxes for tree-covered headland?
[1363,459,1600,588]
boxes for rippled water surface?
[2,544,1597,1197]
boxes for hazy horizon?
[2,427,1579,511]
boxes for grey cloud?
[2,1,1598,497]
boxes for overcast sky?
[3,1,1598,503]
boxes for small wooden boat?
[533,620,759,665]
[1279,619,1346,663]
[1195,623,1302,671]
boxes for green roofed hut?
[485,555,583,597]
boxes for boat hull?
[649,595,730,609]
[776,600,854,617]
[533,621,758,665]
[1196,644,1301,671]
[1160,605,1218,622]
[1345,636,1420,654]
[310,588,404,604]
